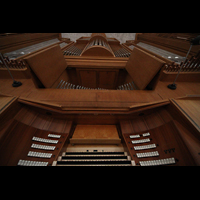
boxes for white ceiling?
[61,33,136,44]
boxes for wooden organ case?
[81,33,115,57]
[61,33,132,90]
[0,33,200,166]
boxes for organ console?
[121,120,197,166]
[0,33,200,166]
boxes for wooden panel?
[173,120,200,165]
[24,45,67,88]
[77,68,119,89]
[24,88,97,102]
[120,120,134,134]
[170,98,200,132]
[72,125,119,139]
[130,117,148,133]
[0,96,17,114]
[157,107,173,123]
[143,111,165,130]
[125,47,165,89]
[79,70,97,88]
[120,107,173,135]
[70,125,121,144]
[98,71,117,89]
[81,46,114,57]
[0,121,35,166]
[14,106,73,134]
[120,117,148,134]
[65,57,128,68]
[96,90,162,103]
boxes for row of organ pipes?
[56,80,136,90]
[164,50,200,72]
[0,55,27,69]
[117,81,136,90]
[63,45,82,56]
[114,48,131,57]
[62,36,131,58]
[56,80,108,90]
[85,38,112,51]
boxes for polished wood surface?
[120,107,173,134]
[125,47,165,89]
[1,33,200,166]
[0,79,200,110]
[0,120,71,166]
[122,120,196,166]
[14,106,73,133]
[76,69,119,89]
[0,94,17,114]
[72,125,119,139]
[24,45,68,88]
[170,97,200,132]
[173,120,200,165]
[70,125,121,144]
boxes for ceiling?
[61,33,136,44]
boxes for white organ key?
[130,134,140,138]
[131,138,150,144]
[139,157,176,166]
[134,144,156,150]
[136,151,159,158]
[142,132,150,137]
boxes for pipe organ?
[117,81,136,90]
[56,79,109,90]
[61,33,131,58]
[63,45,82,56]
[0,33,200,166]
[114,48,131,57]
[80,34,115,57]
